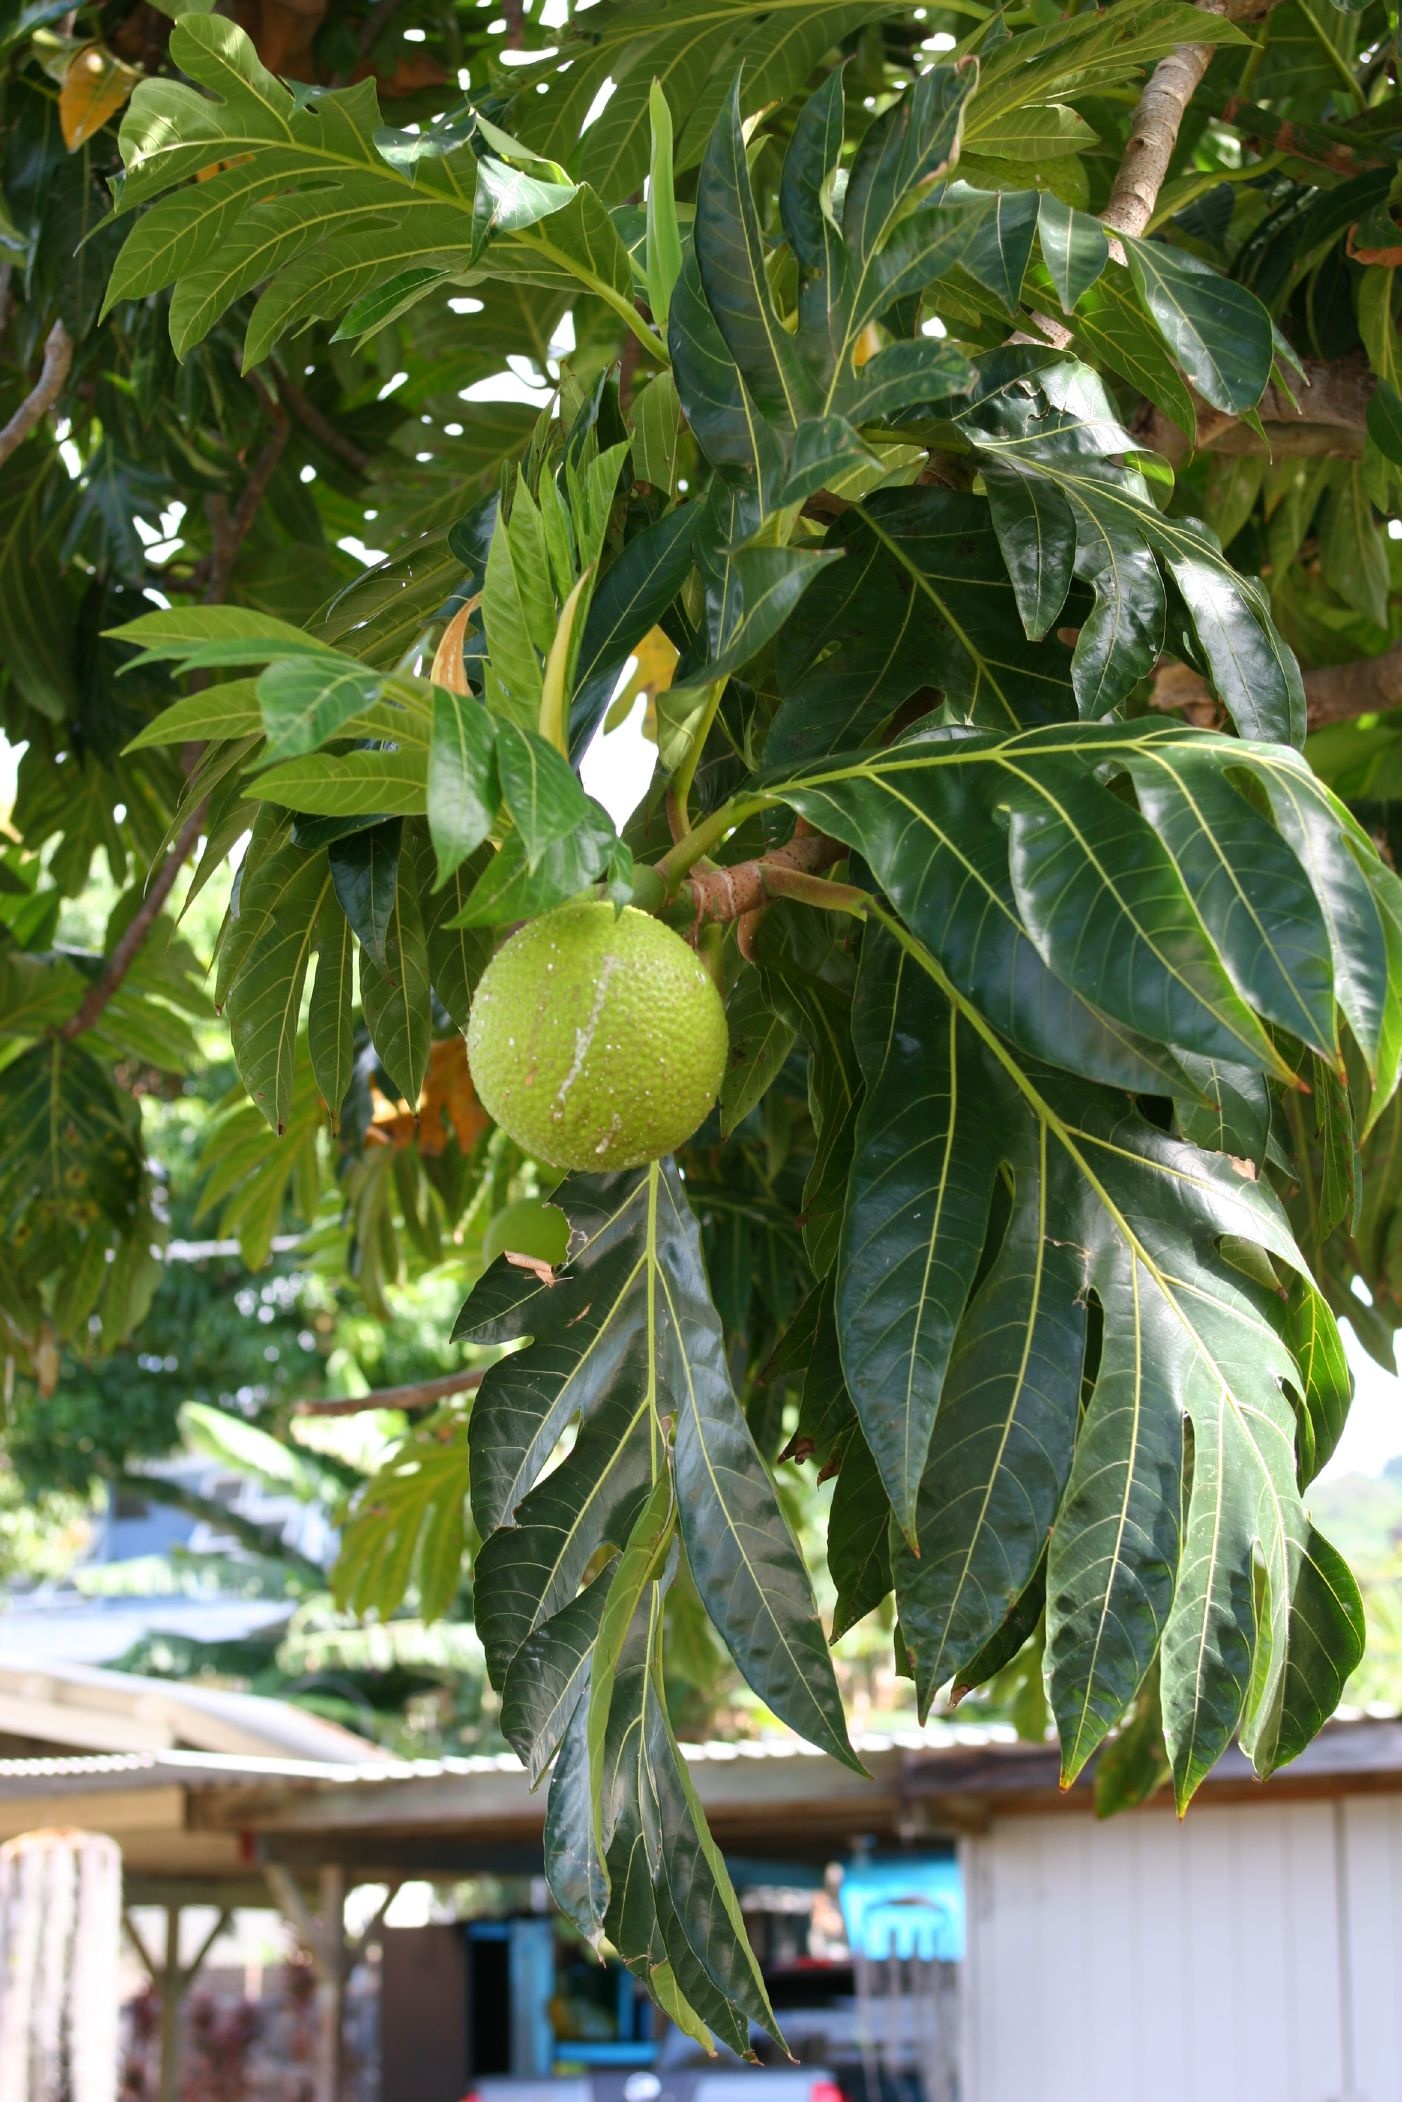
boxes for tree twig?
[293,1369,487,1417]
[0,320,73,470]
[1153,641,1402,732]
[274,371,371,476]
[56,805,209,1041]
[57,391,290,1045]
[206,406,290,605]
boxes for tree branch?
[274,370,370,476]
[206,403,290,604]
[1101,20,1227,241]
[56,803,208,1041]
[681,833,847,930]
[1207,89,1387,178]
[0,320,73,470]
[292,1370,486,1418]
[1153,641,1402,731]
[1027,0,1287,355]
[1137,351,1374,464]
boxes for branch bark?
[1101,16,1228,242]
[1153,641,1402,731]
[292,1370,486,1418]
[1028,0,1288,361]
[681,833,847,930]
[0,321,73,470]
[1137,351,1374,464]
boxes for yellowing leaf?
[430,595,481,696]
[60,44,141,151]
[601,622,677,735]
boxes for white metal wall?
[961,1793,1402,2102]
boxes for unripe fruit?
[466,902,729,1171]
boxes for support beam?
[122,1902,232,2102]
[264,1863,399,2102]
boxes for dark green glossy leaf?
[329,820,402,970]
[454,1162,854,1766]
[852,485,1078,729]
[501,1566,614,1787]
[840,933,1000,1537]
[451,796,620,926]
[570,505,699,750]
[422,846,493,1030]
[1366,379,1402,466]
[962,360,1299,733]
[828,1432,894,1641]
[308,893,355,1117]
[693,79,819,428]
[1123,236,1274,416]
[224,843,329,1133]
[359,857,432,1105]
[1038,193,1108,312]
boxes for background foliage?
[3,0,1402,2040]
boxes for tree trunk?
[0,1830,122,2102]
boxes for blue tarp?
[839,1854,964,1962]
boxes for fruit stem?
[662,677,725,841]
[760,864,867,915]
[653,794,771,889]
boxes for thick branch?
[0,321,73,470]
[1102,21,1226,240]
[1027,0,1286,354]
[1154,641,1402,731]
[1138,351,1374,464]
[1101,0,1290,238]
[682,833,846,929]
[292,1370,486,1417]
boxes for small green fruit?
[466,902,728,1171]
[481,1197,570,1270]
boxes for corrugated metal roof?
[0,1717,1018,1795]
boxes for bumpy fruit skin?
[466,902,729,1171]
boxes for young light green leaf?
[646,80,683,334]
[427,687,498,886]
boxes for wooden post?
[157,1907,181,2102]
[314,1867,346,2102]
[0,1828,122,2102]
[123,1904,231,2102]
[264,1864,398,2102]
